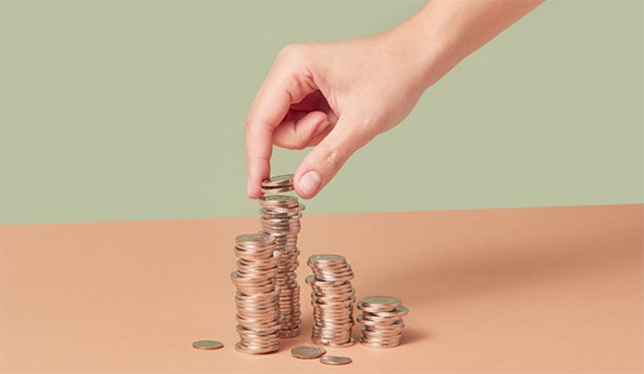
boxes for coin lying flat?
[320,355,352,365]
[192,340,224,350]
[231,232,281,354]
[307,254,356,347]
[262,187,294,194]
[308,254,346,264]
[358,295,409,348]
[291,345,327,359]
[261,174,295,188]
[257,175,303,339]
[361,296,401,308]
[235,233,274,248]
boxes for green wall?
[1,0,642,225]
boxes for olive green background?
[1,0,642,225]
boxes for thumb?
[293,114,371,199]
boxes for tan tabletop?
[1,205,642,373]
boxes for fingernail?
[299,170,322,197]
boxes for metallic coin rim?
[192,340,224,350]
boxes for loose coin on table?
[320,355,352,366]
[291,345,327,359]
[192,340,224,350]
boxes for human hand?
[245,33,431,199]
[245,0,544,200]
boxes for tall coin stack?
[259,175,304,338]
[357,296,409,348]
[231,233,281,354]
[306,254,356,347]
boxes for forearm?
[387,0,545,88]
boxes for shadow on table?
[399,327,430,345]
[380,228,643,307]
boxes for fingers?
[273,111,331,150]
[293,113,373,199]
[245,45,318,198]
[245,123,274,199]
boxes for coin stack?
[259,175,304,338]
[231,233,281,354]
[306,254,356,347]
[357,296,409,348]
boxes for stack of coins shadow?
[259,175,304,338]
[231,233,281,354]
[306,254,356,347]
[357,296,409,348]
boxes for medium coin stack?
[259,174,304,338]
[231,233,281,354]
[357,296,409,348]
[306,254,356,347]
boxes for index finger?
[245,55,318,198]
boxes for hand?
[245,0,544,200]
[245,33,430,199]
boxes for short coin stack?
[357,296,409,348]
[259,175,304,338]
[306,254,356,347]
[231,233,281,354]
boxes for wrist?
[381,20,456,93]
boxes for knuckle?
[244,118,255,132]
[316,144,345,171]
[277,43,307,64]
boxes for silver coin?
[361,296,401,307]
[235,233,274,247]
[261,185,295,194]
[262,174,294,187]
[262,195,295,202]
[309,254,346,264]
[291,345,327,359]
[320,355,352,365]
[192,340,224,350]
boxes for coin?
[235,233,275,248]
[308,254,346,264]
[357,296,409,348]
[320,355,352,365]
[259,195,299,208]
[261,185,295,194]
[361,296,401,308]
[290,345,327,359]
[307,254,356,347]
[192,340,224,350]
[231,232,281,354]
[261,174,295,188]
[235,342,278,354]
[257,176,303,339]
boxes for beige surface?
[1,205,642,373]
